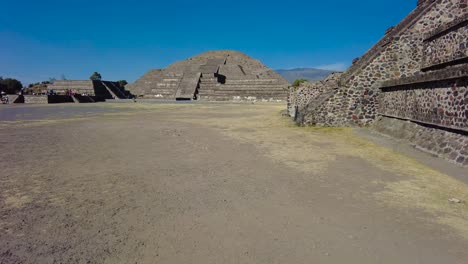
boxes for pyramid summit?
[127,50,289,101]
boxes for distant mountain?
[275,68,335,83]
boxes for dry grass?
[166,103,468,238]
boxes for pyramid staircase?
[102,81,128,99]
[175,73,201,100]
[197,76,288,101]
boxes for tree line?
[0,77,23,94]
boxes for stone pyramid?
[127,50,289,101]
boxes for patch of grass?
[171,103,468,239]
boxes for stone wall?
[287,81,322,117]
[380,67,467,131]
[422,14,468,70]
[374,116,468,166]
[291,0,467,166]
[199,78,288,102]
[48,80,95,95]
[47,80,129,100]
[47,95,75,104]
[24,95,48,104]
[342,0,467,126]
[287,73,342,118]
[295,0,467,127]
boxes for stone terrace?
[47,80,130,102]
[127,50,289,101]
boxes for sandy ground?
[0,103,467,264]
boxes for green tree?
[0,77,5,92]
[90,72,102,81]
[292,79,307,88]
[0,78,23,94]
[118,80,128,86]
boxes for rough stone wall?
[47,80,128,100]
[287,73,342,118]
[422,14,468,70]
[380,71,467,131]
[287,81,322,117]
[345,0,465,126]
[292,0,467,166]
[48,80,95,95]
[295,0,467,127]
[374,116,468,166]
[24,95,48,104]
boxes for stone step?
[22,95,45,104]
[143,94,176,99]
[4,95,19,104]
[148,88,175,91]
[149,92,176,96]
[200,84,288,90]
[217,84,287,88]
[199,94,287,98]
[206,86,287,89]
[198,89,287,93]
[198,94,288,98]
[150,88,177,92]
[221,81,286,84]
[198,95,287,99]
[102,82,126,99]
[148,89,175,92]
[199,84,219,87]
[52,81,92,85]
[199,93,287,96]
[73,95,96,103]
[49,86,94,90]
[156,84,179,88]
[224,78,280,82]
[198,96,286,101]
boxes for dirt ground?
[1,103,467,264]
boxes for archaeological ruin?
[18,80,131,104]
[127,50,289,101]
[48,80,130,102]
[288,0,467,166]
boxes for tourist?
[1,92,9,104]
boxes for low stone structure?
[47,80,130,102]
[287,73,342,117]
[13,80,132,104]
[22,95,81,104]
[289,0,467,166]
[127,50,289,101]
[23,95,48,104]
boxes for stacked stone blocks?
[289,0,467,166]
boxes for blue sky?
[0,0,416,84]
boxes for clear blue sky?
[0,0,416,84]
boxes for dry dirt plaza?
[1,102,467,263]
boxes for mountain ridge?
[276,68,336,83]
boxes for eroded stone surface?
[289,0,467,166]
